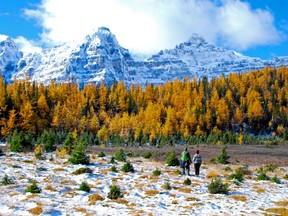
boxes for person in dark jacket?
[192,150,202,177]
[181,148,192,175]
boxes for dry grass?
[109,198,129,205]
[266,207,288,215]
[206,170,220,178]
[253,185,265,193]
[145,190,159,196]
[185,197,197,202]
[75,207,87,213]
[88,194,104,205]
[275,200,288,207]
[53,167,65,172]
[230,195,247,202]
[171,200,178,204]
[178,187,191,193]
[139,175,149,179]
[28,205,43,215]
[22,194,39,202]
[44,184,56,191]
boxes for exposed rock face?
[1,28,288,87]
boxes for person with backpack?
[180,148,192,175]
[192,149,202,177]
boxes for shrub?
[228,172,244,183]
[165,150,179,166]
[208,178,229,194]
[121,162,134,173]
[152,168,161,176]
[223,166,232,172]
[68,142,90,165]
[235,166,252,176]
[1,174,14,185]
[34,144,43,160]
[98,151,105,157]
[111,166,118,172]
[256,172,270,181]
[183,178,192,186]
[209,157,217,164]
[142,151,153,159]
[217,146,230,164]
[72,167,93,175]
[270,175,281,184]
[79,182,91,192]
[63,132,77,154]
[0,148,5,156]
[162,180,172,190]
[265,163,278,172]
[41,130,56,152]
[114,148,126,162]
[10,130,22,152]
[284,174,288,180]
[25,180,41,194]
[109,156,116,164]
[108,185,123,199]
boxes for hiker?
[192,150,202,177]
[180,148,192,175]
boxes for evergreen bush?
[183,178,192,186]
[72,167,93,175]
[223,166,232,172]
[111,165,118,172]
[108,185,123,199]
[256,172,270,181]
[98,151,106,157]
[228,172,244,183]
[68,142,90,165]
[25,180,41,194]
[165,150,179,166]
[10,130,22,152]
[270,175,281,184]
[208,178,229,194]
[152,168,161,176]
[209,157,217,164]
[162,180,172,190]
[284,174,288,180]
[1,174,14,185]
[79,182,91,192]
[114,148,126,162]
[217,146,230,164]
[121,162,134,173]
[142,151,153,159]
[40,130,56,152]
[0,148,4,156]
[265,163,278,172]
[63,132,77,154]
[109,156,116,164]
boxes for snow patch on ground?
[0,152,287,215]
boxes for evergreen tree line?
[1,66,288,150]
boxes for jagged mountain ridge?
[1,27,288,87]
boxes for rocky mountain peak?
[0,27,288,87]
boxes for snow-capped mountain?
[1,27,288,87]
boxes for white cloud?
[23,0,281,54]
[14,36,42,53]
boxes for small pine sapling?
[25,180,41,194]
[108,185,123,199]
[79,182,91,192]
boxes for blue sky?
[0,0,287,59]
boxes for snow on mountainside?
[1,27,288,87]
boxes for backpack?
[181,151,188,162]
